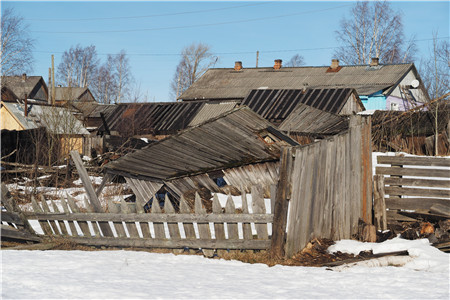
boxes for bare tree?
[170,42,217,100]
[334,1,416,65]
[1,8,34,76]
[285,54,305,67]
[57,44,99,88]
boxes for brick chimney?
[22,73,27,81]
[370,57,379,66]
[273,59,282,70]
[331,59,340,69]
[234,61,243,71]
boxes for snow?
[140,137,149,143]
[2,238,449,299]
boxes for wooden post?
[51,55,55,105]
[270,146,293,259]
[70,150,114,237]
[373,175,387,231]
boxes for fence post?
[373,174,387,231]
[270,146,293,259]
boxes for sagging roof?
[1,75,47,101]
[100,101,238,136]
[54,87,94,102]
[179,63,415,100]
[279,103,348,135]
[241,88,360,124]
[71,102,117,118]
[104,107,298,181]
[2,101,89,135]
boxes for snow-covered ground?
[2,238,449,299]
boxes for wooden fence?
[283,116,372,257]
[21,186,273,252]
[374,155,450,224]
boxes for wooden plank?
[108,200,127,238]
[252,185,268,240]
[384,177,450,188]
[83,197,101,237]
[195,192,211,240]
[151,196,166,239]
[240,188,253,241]
[377,156,450,167]
[50,199,69,236]
[127,178,152,238]
[95,173,113,197]
[1,212,24,225]
[1,224,41,242]
[59,236,271,250]
[376,167,449,178]
[373,175,387,231]
[39,195,61,235]
[384,186,450,198]
[61,196,79,236]
[212,194,225,240]
[386,210,418,222]
[121,197,140,238]
[179,195,196,239]
[66,194,92,237]
[385,198,450,211]
[30,195,53,236]
[271,146,292,258]
[430,204,450,217]
[164,195,180,239]
[225,195,239,240]
[70,150,114,237]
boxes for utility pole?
[256,51,259,68]
[48,68,52,105]
[51,55,56,105]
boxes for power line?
[33,36,449,57]
[25,2,277,22]
[31,4,353,34]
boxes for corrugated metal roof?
[2,102,89,135]
[241,88,356,124]
[188,101,238,127]
[104,107,298,181]
[179,64,414,100]
[279,103,348,135]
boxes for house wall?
[390,70,429,103]
[30,81,48,101]
[339,94,364,115]
[360,93,386,111]
[79,91,95,102]
[59,136,84,156]
[0,106,24,130]
[386,95,414,111]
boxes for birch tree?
[285,54,305,67]
[1,8,34,76]
[334,1,416,65]
[170,42,217,100]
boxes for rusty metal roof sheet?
[104,107,298,181]
[241,88,356,124]
[179,64,414,100]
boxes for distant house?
[1,74,48,102]
[54,87,96,104]
[179,59,430,111]
[70,102,117,132]
[1,100,89,155]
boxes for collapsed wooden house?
[103,107,298,198]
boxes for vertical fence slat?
[131,182,152,239]
[121,197,140,238]
[212,194,226,240]
[164,195,180,239]
[179,195,196,239]
[39,195,61,235]
[225,195,239,240]
[240,189,253,241]
[50,199,69,236]
[83,197,101,237]
[30,195,53,236]
[251,185,268,240]
[195,192,211,240]
[108,200,127,238]
[151,196,166,239]
[66,194,92,237]
[373,174,388,231]
[61,196,78,236]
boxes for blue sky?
[2,1,449,102]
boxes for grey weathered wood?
[376,166,449,178]
[66,194,92,237]
[1,212,24,225]
[164,195,180,239]
[430,203,450,217]
[251,185,268,240]
[61,196,79,236]
[83,197,101,237]
[225,195,239,240]
[373,175,387,231]
[271,146,292,258]
[50,199,69,236]
[59,236,271,250]
[240,188,253,240]
[384,186,450,198]
[195,192,211,240]
[127,178,152,238]
[151,196,166,239]
[212,194,225,240]
[180,195,199,239]
[30,195,53,236]
[385,198,450,211]
[121,197,140,238]
[70,150,114,237]
[96,173,113,197]
[384,177,450,188]
[1,224,41,242]
[377,156,450,167]
[39,195,61,235]
[108,200,127,238]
